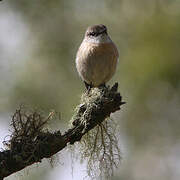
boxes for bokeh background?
[0,0,180,179]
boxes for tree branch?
[0,83,125,179]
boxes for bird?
[76,24,119,90]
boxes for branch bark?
[0,83,125,179]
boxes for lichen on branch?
[0,83,125,180]
[70,84,124,179]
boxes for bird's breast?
[76,41,119,86]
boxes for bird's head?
[84,24,111,43]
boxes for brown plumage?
[76,24,119,88]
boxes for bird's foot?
[84,81,92,94]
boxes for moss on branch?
[0,83,125,179]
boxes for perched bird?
[76,24,119,89]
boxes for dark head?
[85,24,108,37]
[84,24,111,43]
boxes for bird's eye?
[89,32,96,36]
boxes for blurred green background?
[0,0,180,180]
